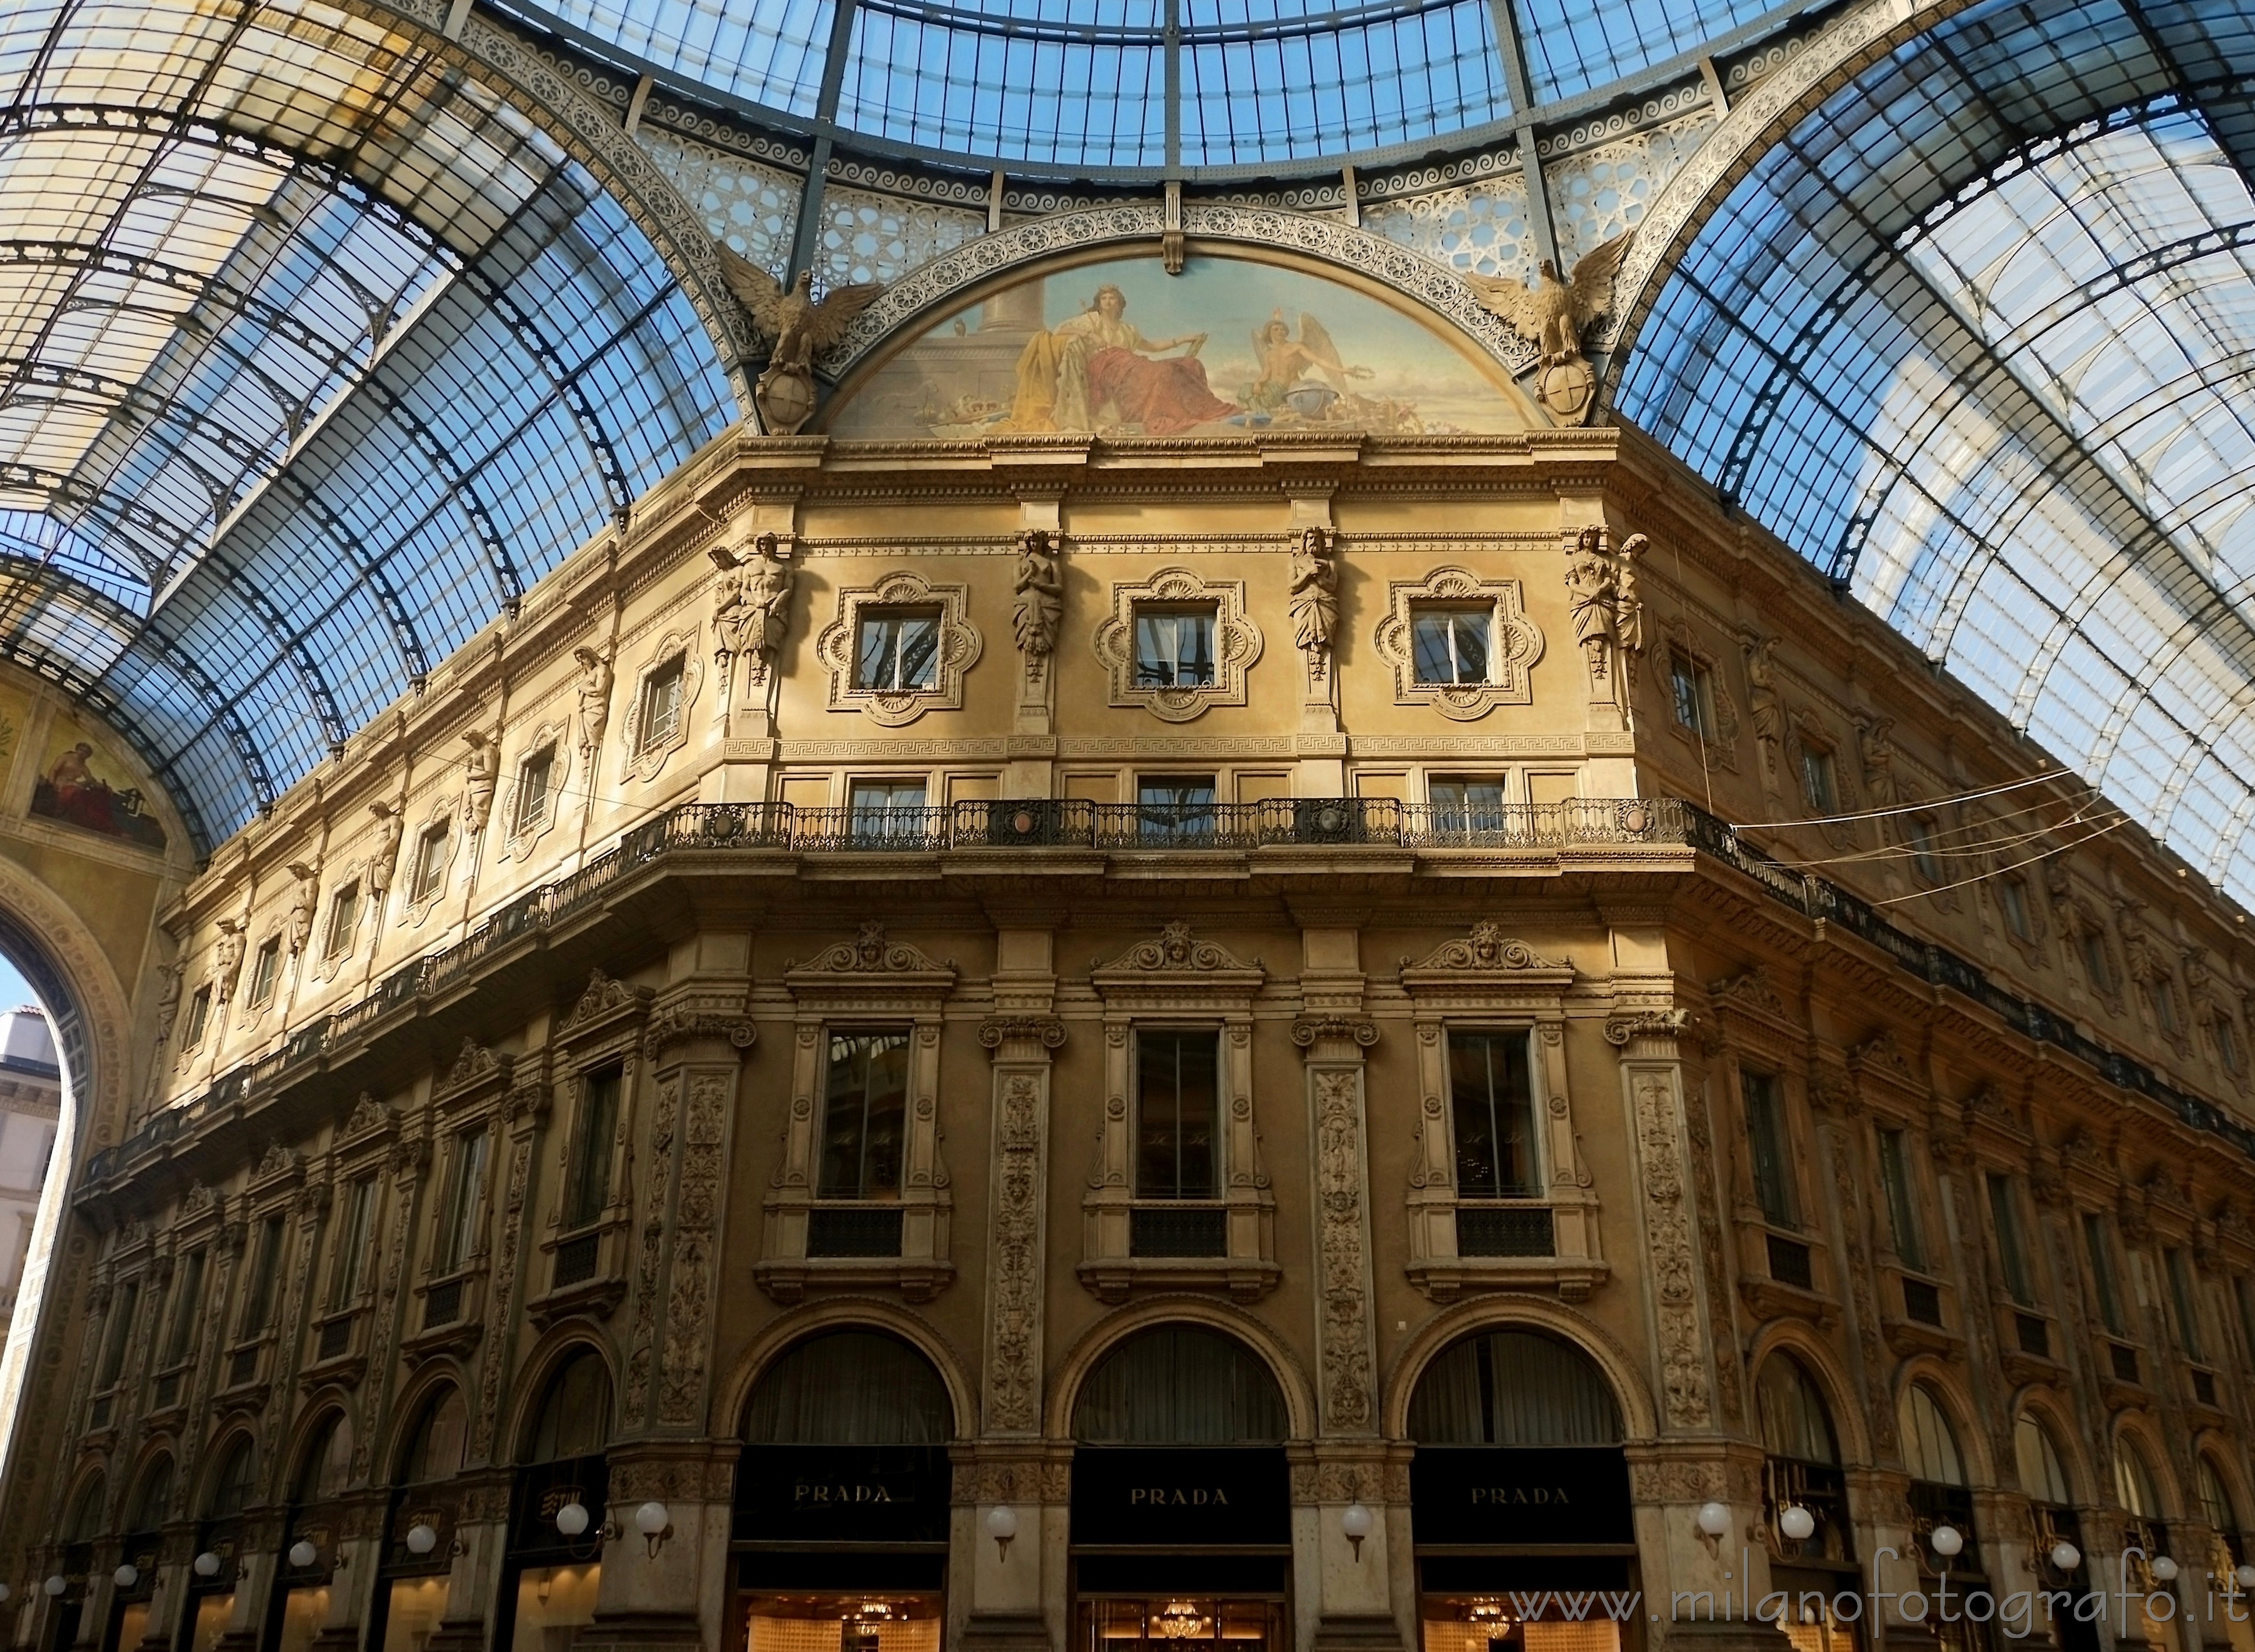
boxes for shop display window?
[1080,1597,1281,1652]
[1420,1601,1620,1652]
[512,1562,601,1652]
[379,1576,449,1652]
[188,1594,234,1652]
[742,1591,943,1652]
[273,1585,330,1652]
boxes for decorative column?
[1290,1003,1399,1652]
[959,1008,1067,1652]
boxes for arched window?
[64,1473,106,1542]
[127,1458,173,1531]
[1408,1329,1623,1445]
[2200,1458,2240,1537]
[743,1329,952,1444]
[1756,1354,1839,1465]
[294,1412,353,1504]
[1900,1385,1966,1486]
[2115,1437,2163,1519]
[2016,1415,2074,1505]
[1073,1325,1288,1443]
[206,1440,256,1518]
[524,1349,612,1464]
[397,1386,465,1485]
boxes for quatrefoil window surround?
[1372,566,1545,720]
[1092,566,1263,722]
[814,570,983,726]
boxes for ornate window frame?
[1080,922,1277,1302]
[399,799,458,930]
[1785,709,1858,849]
[1091,567,1262,723]
[1398,923,1599,1301]
[813,570,983,727]
[1371,566,1545,720]
[759,923,956,1304]
[1658,615,1740,766]
[618,629,703,784]
[304,1094,401,1387]
[402,1040,516,1364]
[528,973,653,1326]
[497,719,571,863]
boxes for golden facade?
[6,244,2255,1652]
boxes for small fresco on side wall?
[827,253,1531,439]
[32,715,167,850]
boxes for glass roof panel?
[0,0,735,850]
[1514,0,1779,105]
[1620,0,2255,900]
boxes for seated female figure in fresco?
[1010,284,1239,435]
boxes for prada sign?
[1071,1448,1290,1548]
[1411,1447,1633,1547]
[736,1446,949,1545]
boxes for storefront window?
[379,1578,449,1652]
[373,1387,465,1652]
[1080,1597,1280,1651]
[497,1351,612,1651]
[1756,1355,1858,1652]
[512,1563,602,1652]
[745,1591,945,1652]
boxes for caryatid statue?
[1011,529,1063,680]
[285,860,320,955]
[1564,524,1619,688]
[367,801,405,898]
[741,532,796,681]
[573,646,612,771]
[1288,526,1339,676]
[462,729,497,835]
[212,918,245,1006]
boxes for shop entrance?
[1068,1325,1294,1652]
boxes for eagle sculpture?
[1466,231,1635,366]
[716,246,884,370]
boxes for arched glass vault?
[1622,0,2255,901]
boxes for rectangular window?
[1741,1070,1797,1228]
[1999,876,2033,941]
[329,1177,375,1307]
[513,746,555,836]
[1988,1173,2034,1306]
[1877,1126,1924,1272]
[1669,651,1714,738]
[2219,1016,2244,1074]
[847,778,929,843]
[409,824,449,904]
[1799,744,1837,812]
[164,1248,205,1366]
[323,882,359,959]
[2149,977,2179,1034]
[854,608,942,691]
[636,655,686,753]
[2081,930,2112,991]
[437,1131,488,1273]
[182,986,211,1048]
[564,1066,622,1231]
[1132,608,1217,687]
[1136,1029,1220,1200]
[1412,606,1493,684]
[97,1279,140,1388]
[2166,1247,2203,1361]
[240,1215,284,1336]
[1428,779,1506,833]
[819,1030,911,1200]
[2236,1276,2255,1369]
[1135,775,1217,844]
[247,938,280,1007]
[1907,818,1944,884]
[1448,1030,1538,1198]
[2085,1212,2127,1335]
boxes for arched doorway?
[101,1456,169,1652]
[265,1411,352,1651]
[498,1348,612,1650]
[369,1384,465,1652]
[734,1328,954,1652]
[1897,1385,1985,1652]
[2197,1459,2254,1652]
[2014,1413,2096,1652]
[1068,1324,1292,1652]
[1754,1353,1858,1652]
[44,1471,104,1652]
[187,1440,256,1652]
[1406,1326,1634,1652]
[2114,1437,2174,1652]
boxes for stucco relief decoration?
[1373,566,1544,720]
[796,920,956,977]
[473,1132,536,1457]
[660,1071,731,1423]
[1563,526,1648,697]
[618,627,704,784]
[1314,1069,1374,1429]
[622,1075,679,1422]
[497,719,571,862]
[284,861,319,957]
[559,968,651,1034]
[716,245,882,436]
[1467,230,1634,424]
[1105,920,1261,976]
[1092,567,1262,723]
[987,1072,1045,1433]
[1631,1070,1712,1427]
[1680,1085,1744,1427]
[1012,530,1064,683]
[1402,920,1570,977]
[813,569,984,726]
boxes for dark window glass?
[526,1350,612,1463]
[1448,1030,1537,1198]
[182,986,211,1048]
[2167,1247,2203,1361]
[2218,1016,2243,1073]
[1669,651,1713,737]
[324,882,359,958]
[1135,1029,1219,1199]
[1135,775,1216,843]
[819,1029,911,1200]
[2150,977,2179,1034]
[847,779,929,842]
[1908,818,1944,883]
[1878,1126,1923,1271]
[1988,1173,2034,1305]
[1407,1328,1622,1444]
[2237,1276,2255,1370]
[1742,1070,1797,1227]
[1999,876,2032,940]
[637,655,685,752]
[438,1131,487,1272]
[207,1441,256,1517]
[248,938,280,1006]
[565,1066,622,1230]
[1133,608,1216,687]
[398,1387,466,1485]
[2081,929,2112,991]
[742,1329,952,1444]
[1412,607,1492,683]
[854,609,942,691]
[164,1249,205,1366]
[514,746,555,834]
[410,824,449,904]
[241,1215,284,1336]
[329,1178,375,1306]
[1071,1325,1287,1443]
[1800,745,1837,812]
[1428,779,1505,831]
[97,1279,139,1387]
[2085,1212,2126,1335]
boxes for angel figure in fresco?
[1008,284,1238,436]
[1247,310,1371,414]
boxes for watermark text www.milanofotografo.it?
[1493,1550,2255,1640]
